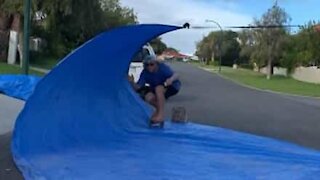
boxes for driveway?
[0,95,24,135]
[0,95,23,180]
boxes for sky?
[121,0,320,55]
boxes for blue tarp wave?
[11,24,320,179]
[0,75,40,100]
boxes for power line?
[188,25,301,30]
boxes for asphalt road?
[1,62,320,179]
[166,62,320,150]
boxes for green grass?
[30,56,59,70]
[198,64,320,97]
[0,62,45,76]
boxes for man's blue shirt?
[137,63,181,90]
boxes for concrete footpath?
[0,95,23,179]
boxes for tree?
[100,0,137,28]
[0,11,10,61]
[281,21,320,74]
[220,31,240,66]
[149,37,167,55]
[298,21,320,66]
[1,0,137,63]
[0,0,23,62]
[238,29,254,65]
[250,43,268,72]
[33,0,137,57]
[280,34,299,75]
[195,35,214,65]
[196,30,240,66]
[0,0,44,60]
[253,3,291,79]
[247,27,269,71]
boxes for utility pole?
[22,0,31,75]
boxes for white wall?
[259,66,320,84]
[292,66,320,84]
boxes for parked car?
[129,44,155,82]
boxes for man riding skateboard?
[129,55,181,127]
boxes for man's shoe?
[149,121,164,128]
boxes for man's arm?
[165,73,179,86]
[162,64,179,86]
[129,70,147,91]
[169,73,179,82]
[128,74,141,91]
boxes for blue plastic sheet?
[0,75,40,100]
[12,24,320,179]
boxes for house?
[160,49,190,61]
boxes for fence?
[260,66,320,84]
[292,66,320,84]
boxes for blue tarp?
[0,75,40,100]
[11,24,320,179]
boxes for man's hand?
[165,73,179,87]
[128,74,135,83]
[165,78,173,86]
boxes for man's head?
[143,55,158,73]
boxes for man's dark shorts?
[137,85,179,99]
[164,85,179,99]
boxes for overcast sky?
[121,0,320,55]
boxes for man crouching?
[129,55,181,126]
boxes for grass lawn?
[0,62,45,76]
[30,56,60,70]
[196,63,320,97]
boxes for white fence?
[259,66,320,84]
[260,67,288,76]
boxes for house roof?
[161,49,189,58]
